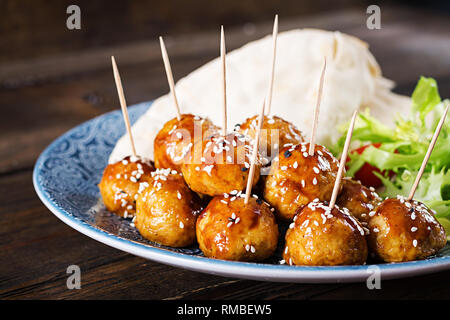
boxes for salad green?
[333,77,450,239]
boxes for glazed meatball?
[283,200,368,266]
[99,156,154,218]
[181,132,260,196]
[238,115,304,161]
[336,177,381,223]
[264,142,340,220]
[366,197,447,262]
[135,168,203,247]
[196,194,279,261]
[154,114,219,172]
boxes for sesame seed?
[245,244,250,251]
[373,228,379,233]
[312,178,317,185]
[177,192,182,200]
[279,260,286,264]
[250,246,256,253]
[116,174,121,179]
[293,161,298,169]
[411,227,418,232]
[313,167,320,174]
[235,217,240,224]
[122,159,129,165]
[413,239,418,247]
[227,222,233,228]
[179,222,184,229]
[289,223,295,229]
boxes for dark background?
[1,0,450,300]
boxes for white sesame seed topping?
[413,239,418,247]
[313,167,320,174]
[179,221,184,229]
[411,227,418,232]
[177,192,182,200]
[312,178,317,185]
[250,246,256,253]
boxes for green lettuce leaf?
[332,76,450,237]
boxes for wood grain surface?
[1,5,450,299]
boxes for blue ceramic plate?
[33,102,450,283]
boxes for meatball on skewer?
[264,58,340,220]
[237,16,305,162]
[135,168,203,247]
[154,37,219,171]
[367,105,449,262]
[99,57,155,218]
[182,28,260,196]
[284,111,368,266]
[238,115,305,163]
[197,99,279,261]
[336,177,381,224]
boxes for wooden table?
[1,6,450,300]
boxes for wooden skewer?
[111,56,137,158]
[328,110,358,209]
[220,25,227,136]
[245,100,266,205]
[265,14,278,115]
[308,57,327,156]
[159,36,182,121]
[407,104,449,200]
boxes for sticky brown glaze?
[181,132,260,196]
[196,195,279,261]
[336,177,381,223]
[238,115,305,161]
[99,156,154,218]
[154,114,219,172]
[135,168,203,247]
[283,201,368,266]
[367,197,447,262]
[264,142,340,221]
